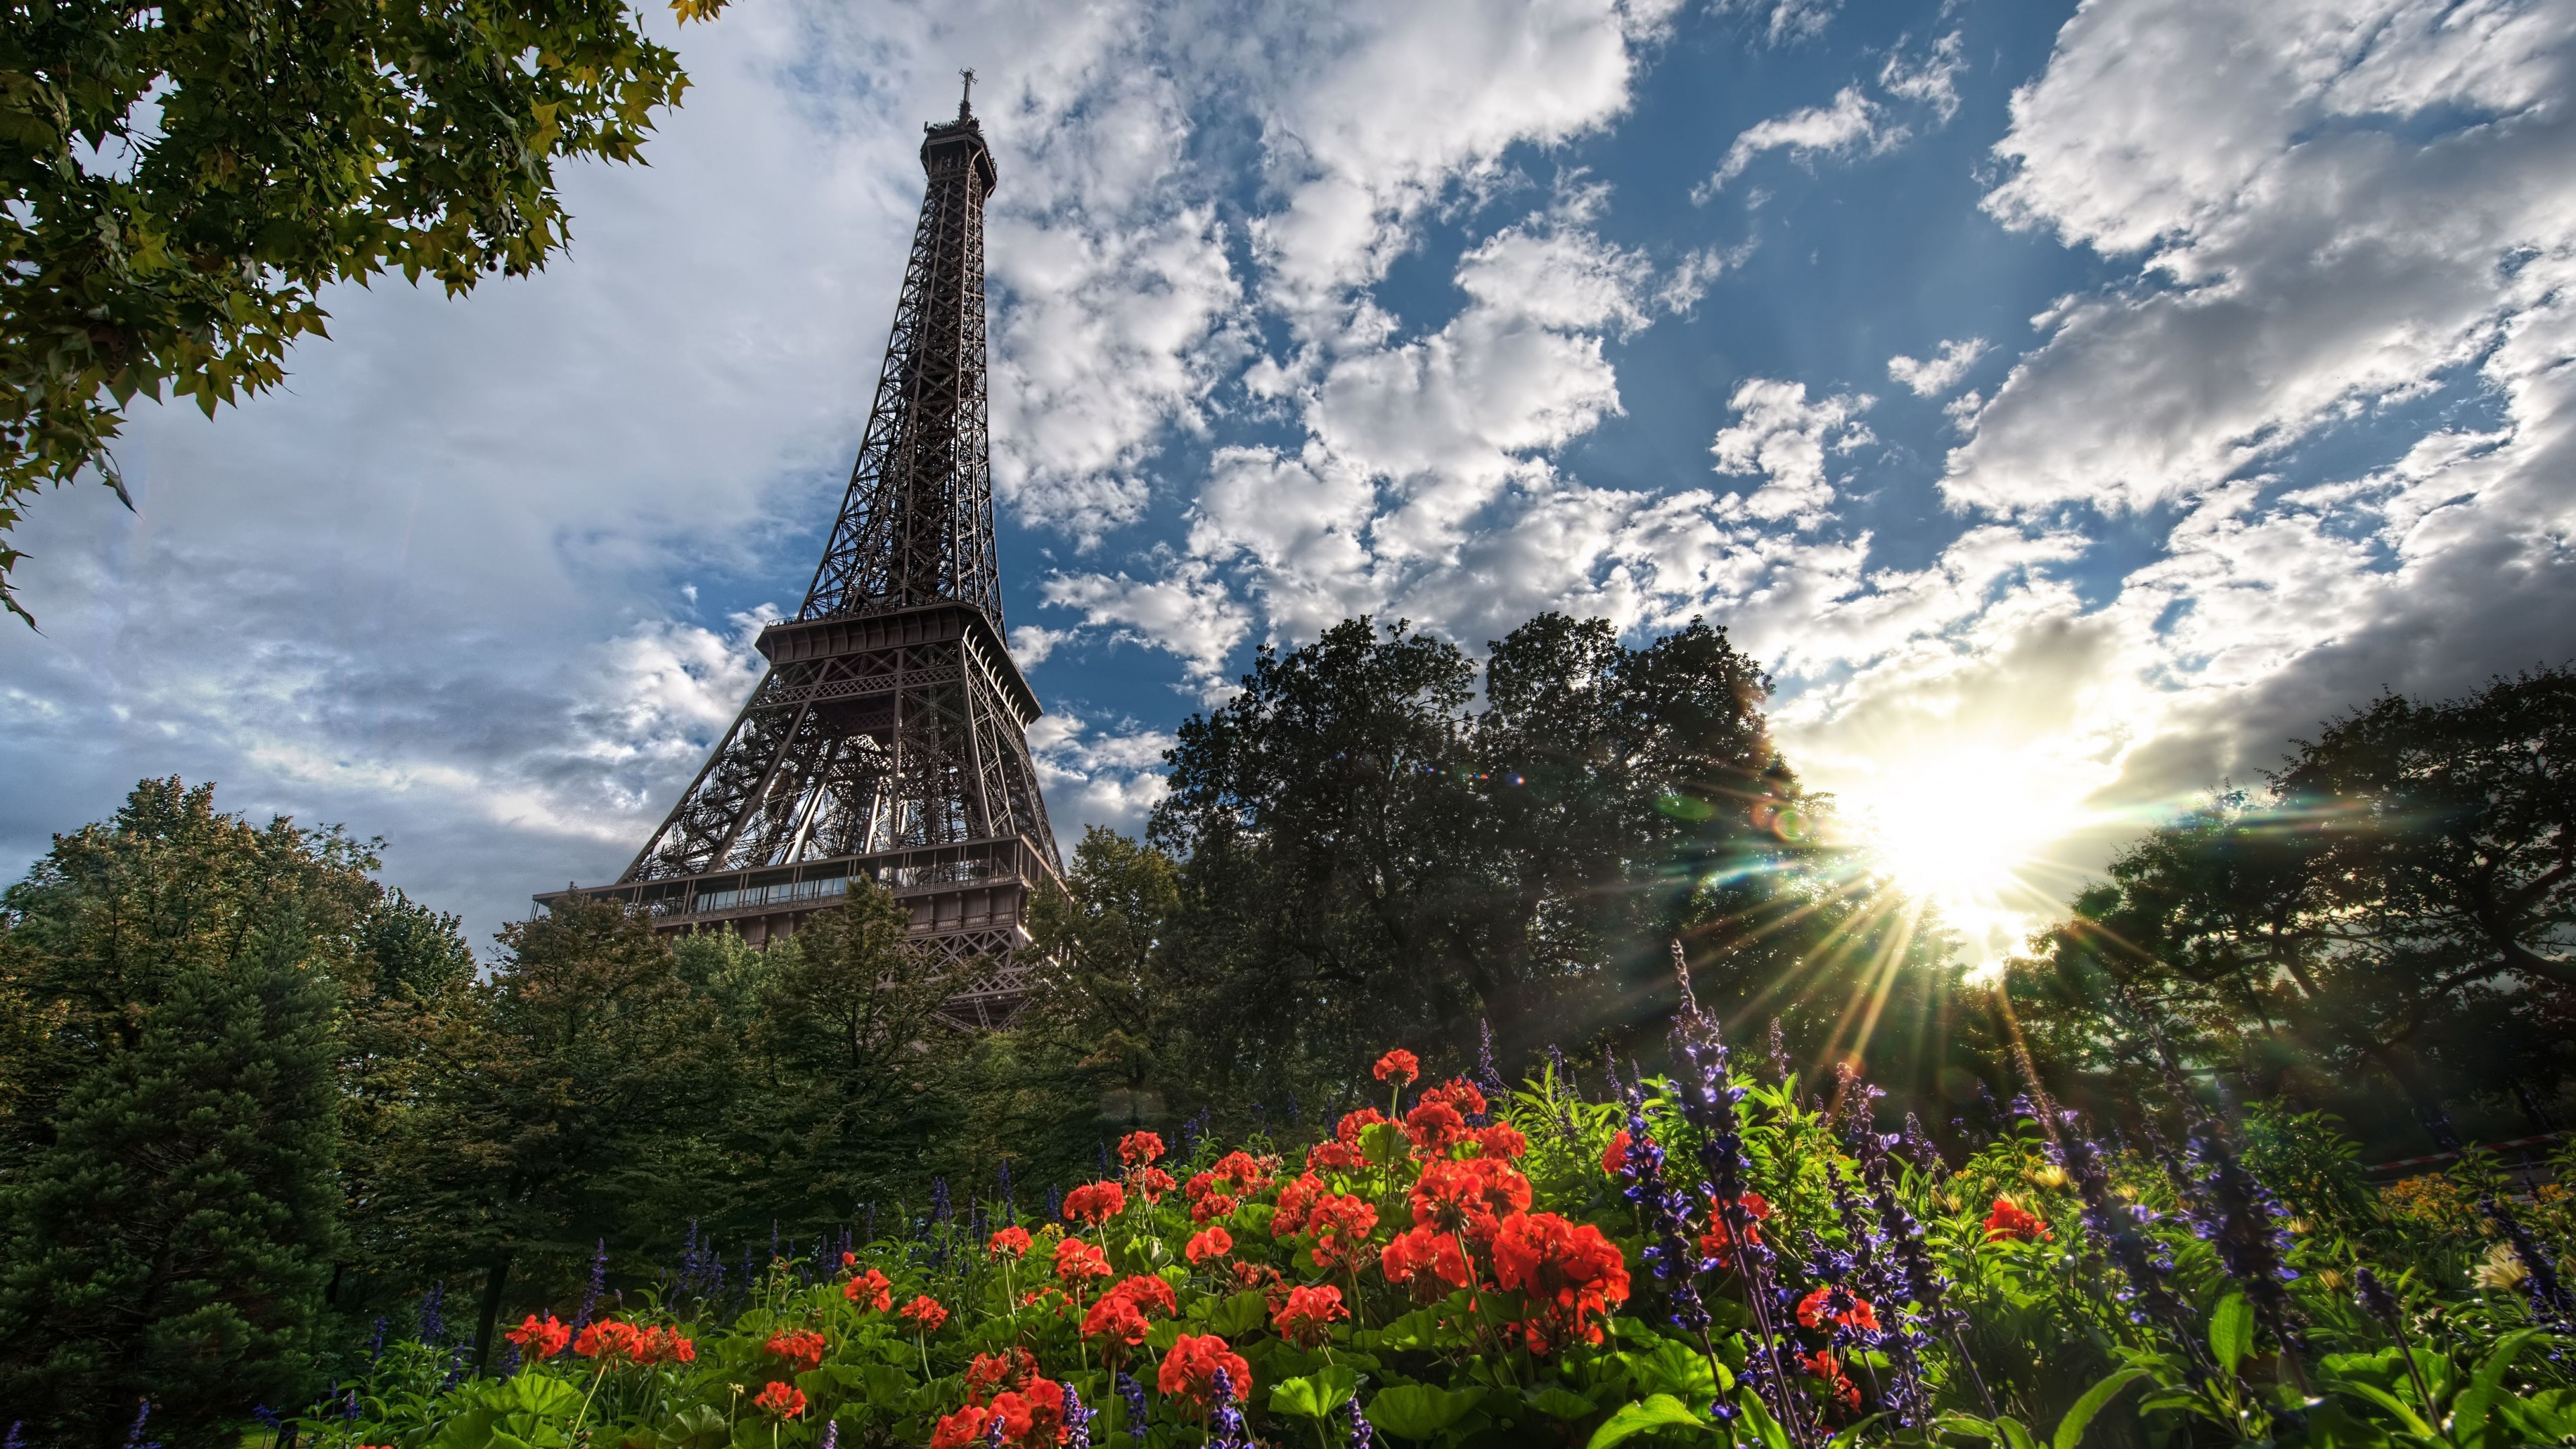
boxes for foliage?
[0,778,376,1444]
[2006,667,2576,1149]
[286,1019,2574,1449]
[0,0,729,620]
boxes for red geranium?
[1805,1350,1862,1410]
[1191,1192,1238,1225]
[930,1405,995,1449]
[1119,1130,1166,1166]
[574,1319,688,1364]
[1305,1192,1380,1271]
[1232,1260,1281,1292]
[1309,1108,1389,1172]
[1063,1181,1127,1227]
[1081,1291,1150,1350]
[1373,1049,1420,1085]
[1273,1283,1348,1348]
[1983,1197,2051,1243]
[1210,1150,1271,1193]
[504,1313,569,1360]
[967,1347,1042,1403]
[1186,1225,1234,1264]
[1159,1332,1252,1409]
[1380,1225,1472,1301]
[1411,1157,1532,1242]
[1134,1165,1176,1203]
[752,1379,807,1419]
[934,1381,1068,1449]
[1699,1191,1772,1268]
[1053,1237,1113,1289]
[1474,1122,1528,1161]
[1601,1130,1631,1175]
[1491,1212,1631,1354]
[764,1328,827,1373]
[900,1295,950,1334]
[1421,1077,1488,1117]
[1272,1173,1328,1236]
[841,1250,858,1269]
[989,1225,1033,1258]
[1403,1098,1468,1156]
[1109,1274,1177,1320]
[1795,1286,1881,1333]
[844,1267,893,1311]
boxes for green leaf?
[1996,1416,2042,1449]
[1619,1340,1727,1399]
[1271,1366,1362,1419]
[1738,1392,1794,1449]
[1527,1387,1599,1421]
[1367,1385,1482,1442]
[2455,1327,2544,1449]
[1208,1289,1269,1336]
[2324,1380,2438,1440]
[2051,1367,2149,1449]
[2208,1293,2254,1377]
[1585,1393,1705,1449]
[1361,1121,1410,1166]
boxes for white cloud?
[1717,0,1841,46]
[1879,30,1966,123]
[1886,336,1988,396]
[1709,378,1875,527]
[1696,87,1894,201]
[1026,712,1173,839]
[1040,554,1253,695]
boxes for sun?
[1840,743,2098,968]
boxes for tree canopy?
[0,0,728,620]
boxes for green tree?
[0,0,729,619]
[374,894,719,1365]
[0,778,372,1444]
[2011,667,2576,1146]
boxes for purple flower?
[575,1239,607,1328]
[1346,1384,1376,1449]
[1116,1371,1148,1440]
[2481,1197,2575,1331]
[2354,1266,2401,1329]
[1210,1369,1247,1448]
[2186,1120,2306,1356]
[1766,1018,1793,1090]
[820,1421,841,1449]
[417,1281,445,1345]
[1063,1382,1095,1449]
[1615,1068,1709,1332]
[2061,1128,2188,1330]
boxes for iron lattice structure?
[537,81,1061,1028]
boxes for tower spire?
[959,66,975,119]
[539,88,1059,1029]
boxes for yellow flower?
[2474,1241,2528,1291]
[2312,1268,2346,1293]
[2029,1164,2069,1190]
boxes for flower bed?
[295,1026,2574,1448]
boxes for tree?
[373,895,719,1366]
[0,778,371,1444]
[0,0,729,620]
[2010,668,2576,1146]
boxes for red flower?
[989,1383,1069,1447]
[1159,1332,1252,1409]
[1063,1181,1127,1227]
[1795,1286,1880,1333]
[1421,1077,1488,1117]
[1490,1212,1631,1354]
[841,1250,859,1269]
[572,1318,676,1362]
[1403,1099,1468,1156]
[1410,1157,1531,1242]
[900,1295,950,1334]
[844,1267,893,1311]
[1601,1130,1630,1175]
[1699,1191,1772,1268]
[504,1313,569,1360]
[930,1405,996,1449]
[1303,1192,1381,1271]
[1191,1192,1238,1225]
[1134,1165,1176,1203]
[1474,1122,1528,1161]
[1273,1283,1348,1348]
[635,1326,694,1364]
[1109,1274,1178,1319]
[1379,1225,1472,1301]
[1983,1197,2051,1243]
[1186,1225,1234,1264]
[1309,1108,1389,1173]
[752,1379,808,1419]
[1272,1173,1327,1236]
[1373,1049,1420,1085]
[989,1225,1033,1258]
[1053,1237,1113,1288]
[764,1328,827,1373]
[967,1347,1042,1404]
[1231,1260,1280,1291]
[1081,1291,1150,1349]
[1119,1130,1166,1167]
[1804,1350,1862,1410]
[1211,1150,1271,1193]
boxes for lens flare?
[1835,744,2101,971]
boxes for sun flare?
[1836,743,2103,970]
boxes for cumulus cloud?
[1040,554,1254,695]
[1695,87,1894,201]
[1026,712,1173,836]
[1886,337,1988,396]
[1709,379,1876,527]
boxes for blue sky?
[5,0,2573,962]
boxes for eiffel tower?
[538,75,1061,1028]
